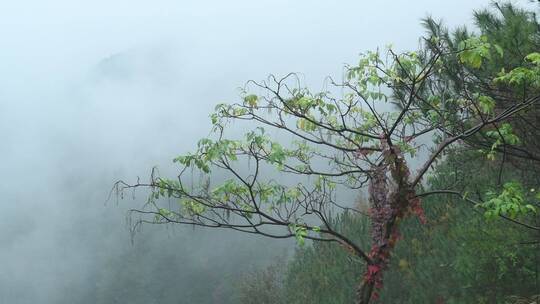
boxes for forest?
[2,1,539,304]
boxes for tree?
[242,150,538,303]
[115,3,540,303]
[238,207,537,303]
[419,3,540,229]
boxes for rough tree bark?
[355,140,425,304]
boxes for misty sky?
[0,0,507,303]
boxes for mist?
[0,1,489,303]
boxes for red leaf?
[368,264,380,276]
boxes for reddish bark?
[356,139,426,304]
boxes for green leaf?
[481,182,536,219]
[478,95,495,114]
[244,94,258,107]
[525,52,540,64]
[494,44,504,58]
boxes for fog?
[1,1,488,303]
